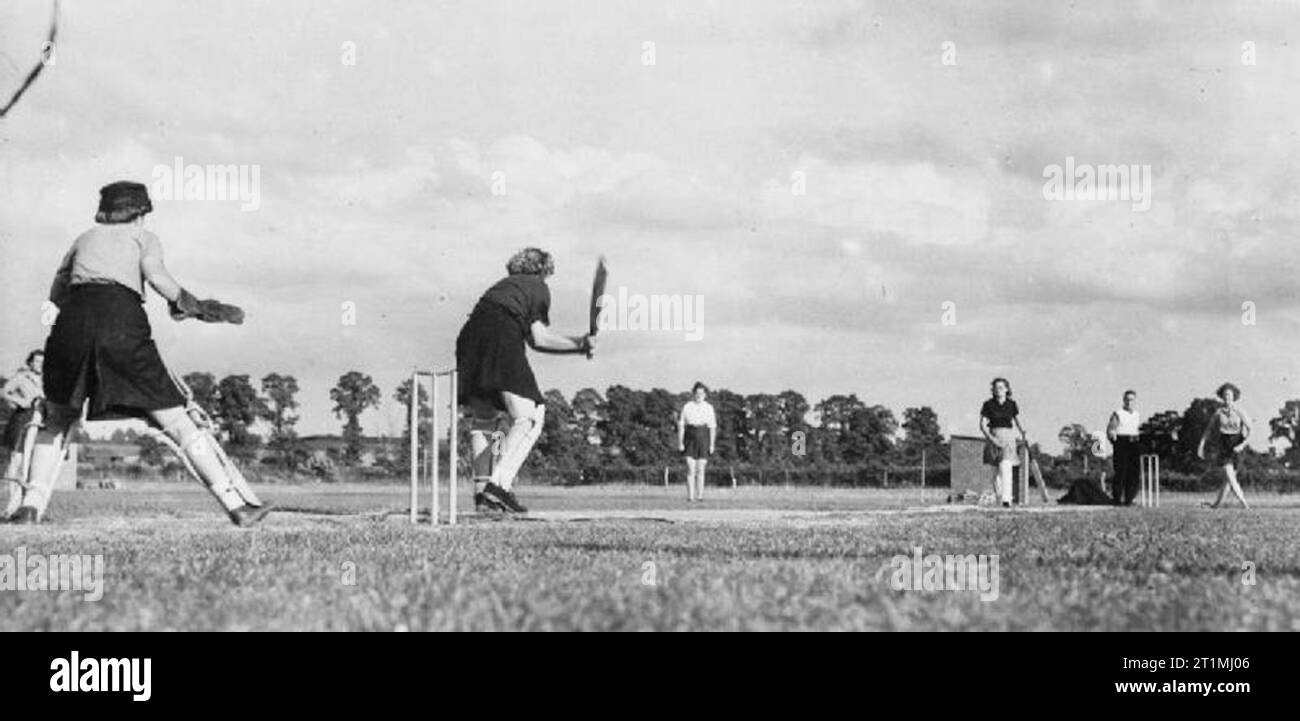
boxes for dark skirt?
[683,425,712,460]
[2,406,36,450]
[455,302,544,410]
[1217,433,1245,464]
[43,283,186,421]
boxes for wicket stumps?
[1139,453,1160,508]
[409,369,458,525]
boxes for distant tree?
[640,388,681,466]
[600,386,680,466]
[600,385,641,464]
[1140,410,1182,465]
[844,404,897,462]
[216,375,268,455]
[1268,400,1300,464]
[392,377,431,468]
[330,372,381,465]
[1175,398,1220,472]
[572,387,606,448]
[182,372,218,416]
[1058,423,1092,472]
[261,373,302,469]
[710,388,749,463]
[901,406,943,460]
[533,389,594,473]
[746,393,784,466]
[778,390,812,466]
[814,394,868,463]
[136,434,167,466]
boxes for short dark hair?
[1216,383,1241,401]
[692,381,709,395]
[95,181,153,225]
[25,349,44,366]
[990,377,1012,398]
[1123,389,1137,398]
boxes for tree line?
[1,368,1298,482]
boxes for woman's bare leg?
[1209,465,1230,508]
[696,459,708,500]
[1224,463,1249,508]
[685,458,698,500]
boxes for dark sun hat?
[97,181,153,216]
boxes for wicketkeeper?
[7,181,270,526]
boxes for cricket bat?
[586,256,607,359]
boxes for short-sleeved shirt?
[52,224,162,301]
[1216,406,1250,435]
[477,274,551,331]
[980,398,1019,429]
[680,400,716,429]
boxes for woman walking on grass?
[980,377,1028,508]
[1198,382,1251,509]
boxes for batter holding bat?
[456,248,599,514]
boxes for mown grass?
[0,484,1296,631]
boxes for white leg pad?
[490,404,546,490]
[161,421,261,511]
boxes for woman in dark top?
[979,377,1028,508]
[456,248,595,514]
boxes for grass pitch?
[1,483,1296,631]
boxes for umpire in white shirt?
[1106,390,1142,506]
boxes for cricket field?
[0,483,1296,631]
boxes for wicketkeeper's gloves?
[169,288,245,324]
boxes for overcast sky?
[2,0,1297,449]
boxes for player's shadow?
[547,540,881,562]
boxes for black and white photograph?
[0,0,1294,698]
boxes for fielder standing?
[1,350,44,518]
[677,382,716,502]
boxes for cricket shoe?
[482,483,528,514]
[9,506,39,525]
[475,492,508,516]
[228,503,274,528]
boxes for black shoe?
[1002,502,1012,509]
[10,506,38,525]
[483,483,527,514]
[228,503,273,528]
[475,492,508,515]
